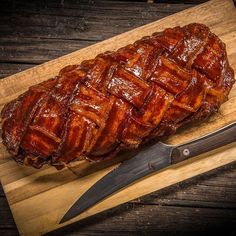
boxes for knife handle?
[171,121,236,164]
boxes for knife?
[60,121,236,224]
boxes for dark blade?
[60,141,173,224]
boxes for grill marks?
[1,23,234,169]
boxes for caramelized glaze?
[1,23,234,169]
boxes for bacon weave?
[1,23,234,169]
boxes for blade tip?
[59,209,85,224]
[59,216,69,224]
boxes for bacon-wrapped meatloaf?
[1,23,235,169]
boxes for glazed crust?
[1,23,235,169]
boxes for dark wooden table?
[1,0,236,235]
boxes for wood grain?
[0,1,194,66]
[0,0,236,235]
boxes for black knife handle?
[171,121,236,164]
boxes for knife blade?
[60,121,236,224]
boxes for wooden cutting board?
[1,0,236,235]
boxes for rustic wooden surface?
[1,0,236,235]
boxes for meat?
[1,23,235,169]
